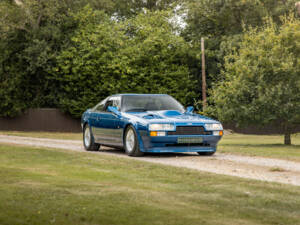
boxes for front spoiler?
[143,146,216,153]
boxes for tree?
[0,0,189,117]
[296,2,300,16]
[184,0,297,39]
[0,0,81,116]
[54,7,197,118]
[106,0,180,19]
[180,0,298,110]
[207,17,300,145]
[118,10,197,106]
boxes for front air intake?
[167,126,212,135]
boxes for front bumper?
[145,145,216,153]
[139,132,222,153]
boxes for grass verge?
[219,133,300,161]
[0,144,300,225]
[0,131,81,140]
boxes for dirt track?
[1,135,300,186]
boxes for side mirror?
[186,106,194,114]
[107,106,121,116]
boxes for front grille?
[166,143,210,147]
[168,126,212,135]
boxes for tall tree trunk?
[296,2,300,17]
[284,132,291,145]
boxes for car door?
[95,96,123,146]
[90,98,107,141]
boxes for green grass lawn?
[0,131,82,140]
[218,133,300,161]
[1,131,300,161]
[0,144,300,225]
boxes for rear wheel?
[197,151,215,156]
[124,126,143,157]
[83,124,100,151]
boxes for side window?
[95,103,105,112]
[104,97,121,112]
[94,98,107,112]
[113,98,121,110]
[104,100,114,111]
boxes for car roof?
[111,94,169,97]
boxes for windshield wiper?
[125,108,147,112]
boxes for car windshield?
[122,95,185,112]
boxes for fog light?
[150,131,157,136]
[213,130,223,136]
[157,132,166,136]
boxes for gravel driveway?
[1,134,300,186]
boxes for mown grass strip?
[0,144,299,225]
[0,131,82,140]
[219,134,300,161]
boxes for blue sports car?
[81,94,223,156]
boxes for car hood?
[124,110,219,124]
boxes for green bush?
[207,16,300,144]
[54,7,197,118]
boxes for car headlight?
[149,124,175,131]
[205,123,223,131]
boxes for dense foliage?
[182,0,298,96]
[53,8,197,117]
[0,0,197,117]
[0,0,299,142]
[0,0,80,116]
[208,17,300,144]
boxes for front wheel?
[124,126,143,157]
[197,151,215,156]
[83,124,100,151]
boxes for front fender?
[81,113,87,130]
[124,120,148,152]
[81,109,92,130]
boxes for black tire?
[124,125,144,157]
[83,124,100,151]
[197,151,215,156]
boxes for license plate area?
[177,137,203,144]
